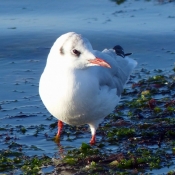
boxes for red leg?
[90,134,96,145]
[57,120,63,137]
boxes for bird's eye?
[72,49,81,56]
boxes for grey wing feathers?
[94,49,137,96]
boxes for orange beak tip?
[89,58,111,68]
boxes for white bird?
[39,32,137,144]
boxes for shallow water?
[0,0,175,174]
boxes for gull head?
[47,32,111,69]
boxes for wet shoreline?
[0,0,175,174]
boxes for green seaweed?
[1,68,175,174]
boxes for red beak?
[89,58,111,68]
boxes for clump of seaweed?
[1,67,175,174]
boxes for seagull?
[39,32,137,144]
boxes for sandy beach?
[0,0,175,174]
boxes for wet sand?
[0,0,175,174]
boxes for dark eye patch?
[72,49,81,57]
[60,47,64,55]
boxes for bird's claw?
[54,134,60,143]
